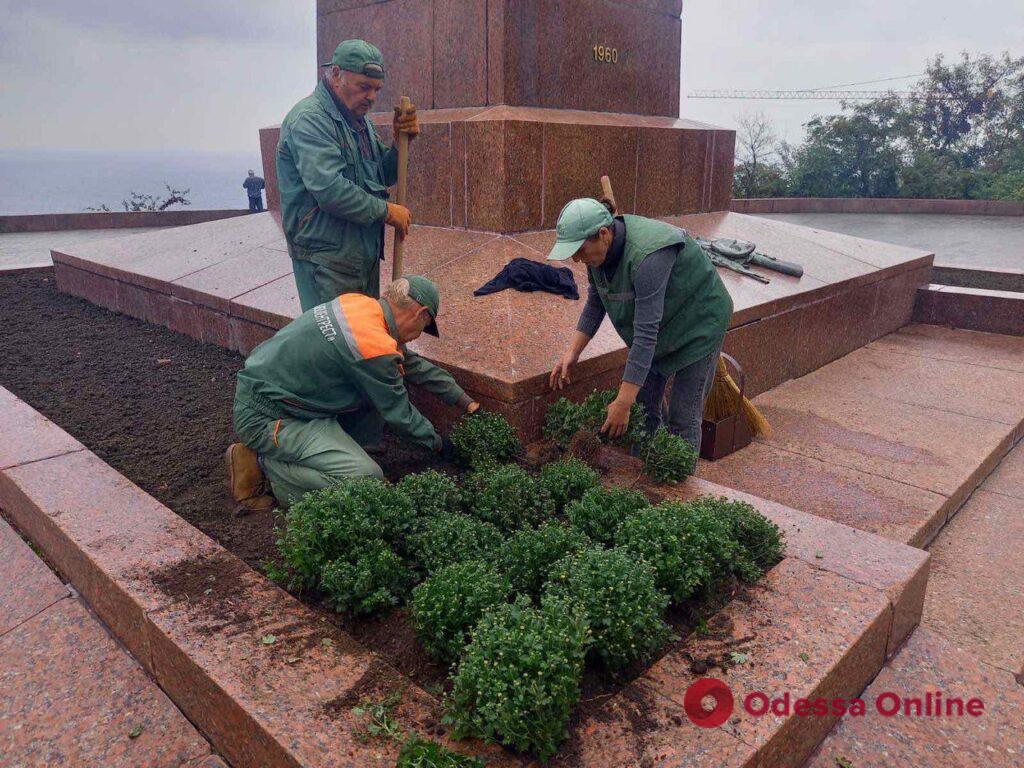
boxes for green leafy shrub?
[276,485,379,590]
[346,477,417,542]
[543,390,647,446]
[537,457,601,512]
[656,501,751,591]
[449,412,520,469]
[565,486,651,544]
[497,522,590,599]
[411,560,511,662]
[545,547,669,670]
[463,464,552,531]
[408,513,503,575]
[686,496,785,579]
[639,427,698,484]
[320,541,409,615]
[445,595,589,760]
[397,470,463,520]
[397,736,486,768]
[614,505,713,603]
[542,397,587,445]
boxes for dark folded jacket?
[474,258,579,300]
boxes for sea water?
[0,148,263,215]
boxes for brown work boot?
[225,443,276,513]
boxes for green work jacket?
[276,81,399,276]
[588,215,734,375]
[234,294,467,451]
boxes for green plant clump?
[397,470,463,520]
[411,561,511,662]
[565,485,651,544]
[445,596,590,760]
[463,464,552,531]
[396,736,486,768]
[276,479,412,590]
[408,513,504,575]
[614,505,713,603]
[545,547,669,670]
[639,427,698,484]
[320,540,409,615]
[543,390,647,447]
[449,411,521,469]
[659,501,755,589]
[687,496,785,577]
[497,521,590,599]
[537,457,601,512]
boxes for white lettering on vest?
[313,303,338,342]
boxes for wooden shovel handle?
[392,96,412,281]
[600,175,618,215]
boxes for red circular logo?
[683,678,734,728]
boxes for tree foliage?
[734,52,1024,201]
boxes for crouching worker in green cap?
[278,39,420,310]
[226,276,479,512]
[548,199,733,453]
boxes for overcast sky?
[0,1,1020,154]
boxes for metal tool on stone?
[392,95,412,280]
[695,238,770,284]
[704,238,804,279]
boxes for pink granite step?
[915,283,1024,337]
[0,516,69,635]
[922,481,1024,677]
[0,513,217,768]
[805,627,1024,768]
[700,325,1023,548]
[0,597,214,768]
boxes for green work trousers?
[291,256,382,312]
[234,402,383,508]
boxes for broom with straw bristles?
[597,176,771,440]
[703,356,771,438]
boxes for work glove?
[393,102,420,141]
[440,435,456,462]
[385,202,412,239]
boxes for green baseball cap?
[405,275,440,337]
[547,198,614,260]
[321,39,386,80]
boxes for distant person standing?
[243,170,265,212]
[276,39,419,310]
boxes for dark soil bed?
[0,269,743,718]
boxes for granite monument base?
[52,211,932,441]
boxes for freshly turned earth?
[0,268,738,707]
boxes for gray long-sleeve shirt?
[576,219,676,385]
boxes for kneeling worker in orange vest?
[226,275,478,511]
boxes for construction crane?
[687,73,947,101]
[688,89,926,101]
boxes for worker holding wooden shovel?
[276,39,419,311]
[547,185,733,453]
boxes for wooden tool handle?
[600,175,618,215]
[392,96,412,281]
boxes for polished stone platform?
[52,211,933,440]
[259,106,736,230]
